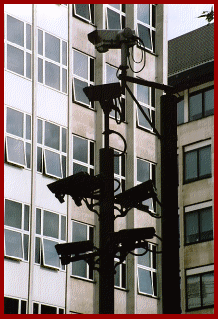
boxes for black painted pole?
[99,107,115,314]
[160,94,180,314]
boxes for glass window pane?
[44,149,62,178]
[137,4,150,25]
[45,33,60,63]
[106,64,117,83]
[61,215,66,241]
[73,78,90,105]
[23,234,29,261]
[72,260,87,277]
[24,205,29,231]
[114,151,119,175]
[138,105,152,130]
[62,155,66,178]
[5,199,22,229]
[187,275,201,309]
[114,262,120,287]
[137,84,149,105]
[43,210,59,239]
[4,297,19,314]
[7,44,24,75]
[6,108,23,137]
[5,229,23,259]
[6,136,25,166]
[37,119,43,144]
[43,238,60,268]
[38,29,43,55]
[75,4,90,21]
[26,114,31,140]
[185,150,198,182]
[7,15,24,46]
[73,163,88,175]
[202,272,214,307]
[26,52,31,79]
[199,146,211,178]
[138,24,152,50]
[62,41,67,66]
[200,207,213,241]
[110,4,120,10]
[41,305,57,314]
[38,58,43,83]
[138,268,153,295]
[21,300,27,314]
[185,212,199,244]
[177,99,184,125]
[35,237,40,264]
[26,142,31,169]
[73,136,88,163]
[90,141,94,166]
[37,147,42,172]
[36,208,41,235]
[204,89,214,116]
[44,122,60,150]
[73,221,87,242]
[189,93,202,121]
[33,303,39,314]
[45,61,60,90]
[107,8,121,30]
[73,51,88,79]
[62,68,67,93]
[137,158,150,183]
[138,248,150,267]
[26,24,31,50]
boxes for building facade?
[168,23,214,314]
[4,4,168,314]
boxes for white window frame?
[136,4,156,53]
[137,242,157,297]
[35,208,66,270]
[73,4,94,24]
[33,302,64,314]
[136,83,155,132]
[4,198,30,262]
[72,49,94,108]
[5,106,31,169]
[37,118,67,179]
[71,220,94,280]
[106,4,126,30]
[37,28,68,94]
[114,257,126,289]
[137,157,155,212]
[114,149,125,196]
[4,14,32,79]
[4,296,27,314]
[72,135,94,175]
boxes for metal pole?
[160,94,180,314]
[99,108,115,314]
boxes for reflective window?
[106,4,125,30]
[38,29,67,93]
[114,258,126,289]
[184,145,211,183]
[185,206,213,244]
[136,84,155,131]
[137,4,156,52]
[73,4,94,24]
[137,244,157,296]
[189,87,214,122]
[35,208,66,269]
[73,50,94,108]
[114,150,125,195]
[187,272,214,310]
[5,15,31,79]
[177,98,184,125]
[72,221,94,279]
[37,119,67,179]
[33,302,64,314]
[4,199,29,261]
[5,107,31,169]
[4,297,27,314]
[72,135,94,175]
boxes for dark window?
[74,4,94,24]
[72,136,94,175]
[185,206,213,244]
[137,4,156,52]
[4,297,19,314]
[177,98,184,125]
[106,5,125,30]
[184,145,211,183]
[186,271,214,310]
[189,87,214,122]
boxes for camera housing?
[83,82,121,102]
[88,28,137,53]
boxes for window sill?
[72,100,96,112]
[184,238,214,246]
[70,275,96,284]
[138,291,158,299]
[183,175,212,185]
[5,68,32,82]
[186,304,214,312]
[136,45,158,57]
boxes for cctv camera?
[55,240,94,257]
[88,28,136,53]
[83,82,121,102]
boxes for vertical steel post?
[160,94,180,314]
[99,108,115,314]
